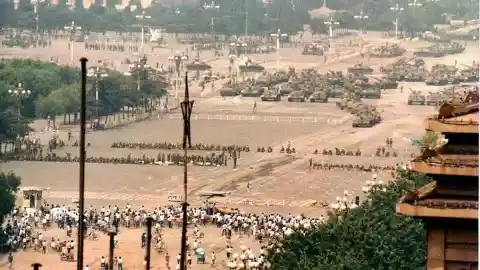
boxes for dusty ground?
[1,32,478,269]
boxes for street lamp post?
[129,55,150,92]
[87,61,108,122]
[270,29,287,70]
[168,54,187,100]
[408,0,422,14]
[324,17,340,53]
[390,4,404,39]
[354,11,369,49]
[8,83,32,138]
[135,10,152,53]
[64,21,81,65]
[245,0,249,38]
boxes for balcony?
[397,199,478,219]
[410,154,479,177]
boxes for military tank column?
[414,42,465,58]
[370,43,406,58]
[336,93,382,128]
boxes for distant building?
[397,90,479,269]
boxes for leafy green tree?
[267,170,429,270]
[0,171,21,251]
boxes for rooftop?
[397,181,478,219]
[426,99,479,133]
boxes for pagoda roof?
[396,181,478,219]
[410,154,478,177]
[426,101,478,133]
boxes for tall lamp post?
[324,17,340,53]
[168,54,187,100]
[203,1,220,54]
[390,4,404,39]
[64,21,81,65]
[408,0,422,14]
[8,83,32,138]
[354,11,369,49]
[129,55,150,92]
[135,10,152,53]
[87,61,108,122]
[270,29,287,70]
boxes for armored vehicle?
[309,91,328,103]
[185,61,212,71]
[287,91,306,102]
[220,87,241,97]
[352,116,375,128]
[372,77,398,89]
[426,92,444,106]
[407,91,426,105]
[275,83,294,96]
[240,86,264,97]
[443,42,465,55]
[239,63,265,73]
[425,75,449,86]
[261,90,281,102]
[360,88,381,99]
[327,87,344,98]
[414,45,445,58]
[348,63,374,74]
[371,43,406,58]
[404,72,425,82]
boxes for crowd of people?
[3,201,336,269]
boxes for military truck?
[408,90,426,105]
[240,86,264,97]
[261,90,281,102]
[309,91,328,103]
[287,91,306,102]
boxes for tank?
[219,87,241,97]
[425,75,449,86]
[408,91,426,105]
[348,63,374,74]
[185,61,212,71]
[426,92,444,106]
[443,42,465,55]
[327,87,344,98]
[287,91,306,102]
[309,91,328,103]
[352,116,375,128]
[240,86,264,97]
[360,88,381,99]
[414,45,445,57]
[239,63,265,73]
[372,77,398,89]
[261,90,281,102]
[276,83,294,96]
[371,43,406,58]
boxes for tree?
[267,170,429,270]
[0,171,21,225]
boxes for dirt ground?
[1,32,478,269]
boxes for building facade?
[397,91,479,270]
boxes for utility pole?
[135,10,151,54]
[64,21,81,66]
[179,72,194,270]
[270,29,287,70]
[390,4,404,39]
[354,10,368,49]
[324,17,339,52]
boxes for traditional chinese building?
[397,90,479,270]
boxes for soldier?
[252,101,257,114]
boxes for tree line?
[0,59,167,143]
[266,170,429,270]
[1,0,477,36]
